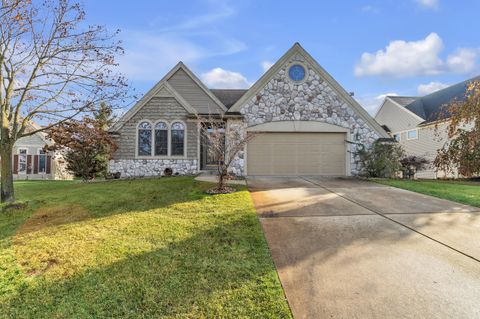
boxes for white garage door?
[247,132,346,176]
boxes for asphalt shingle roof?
[210,89,248,109]
[388,96,418,107]
[389,75,480,123]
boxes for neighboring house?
[375,76,479,179]
[109,43,388,178]
[1,122,71,180]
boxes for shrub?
[400,156,430,179]
[358,140,405,178]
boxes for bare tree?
[197,115,256,193]
[0,0,129,202]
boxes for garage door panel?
[247,132,346,176]
[273,144,296,156]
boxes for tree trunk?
[217,165,227,191]
[1,146,15,203]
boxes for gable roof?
[388,96,419,107]
[386,75,480,124]
[228,43,389,138]
[378,96,426,122]
[110,62,227,132]
[210,89,248,109]
[168,64,227,114]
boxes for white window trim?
[17,148,28,174]
[135,119,187,159]
[406,129,418,140]
[38,148,48,174]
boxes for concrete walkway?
[248,176,480,319]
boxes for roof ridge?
[210,88,249,91]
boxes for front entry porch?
[199,122,225,171]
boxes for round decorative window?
[288,64,306,82]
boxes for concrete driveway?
[248,176,480,319]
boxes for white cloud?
[201,67,251,88]
[355,33,478,77]
[261,61,274,72]
[355,33,444,77]
[417,81,449,95]
[447,48,478,74]
[415,0,439,9]
[118,34,202,81]
[117,1,246,82]
[118,32,246,81]
[376,93,399,100]
[156,0,236,32]
[356,93,398,115]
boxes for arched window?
[154,121,168,156]
[171,122,185,156]
[138,121,152,156]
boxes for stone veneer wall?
[226,119,247,176]
[109,159,198,178]
[230,53,380,176]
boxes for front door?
[200,124,225,170]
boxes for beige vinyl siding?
[11,133,57,180]
[167,69,223,114]
[375,99,423,132]
[113,96,197,160]
[398,123,450,178]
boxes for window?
[38,150,47,173]
[407,130,418,140]
[288,64,306,82]
[18,149,27,173]
[171,122,185,156]
[138,121,152,156]
[154,121,168,156]
[393,134,401,142]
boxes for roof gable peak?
[228,42,388,138]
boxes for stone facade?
[109,159,198,178]
[110,47,385,178]
[232,53,380,175]
[225,119,247,176]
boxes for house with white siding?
[375,76,479,179]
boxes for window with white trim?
[407,129,418,140]
[171,122,185,156]
[18,149,27,173]
[138,121,152,156]
[39,149,47,173]
[154,121,168,156]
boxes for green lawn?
[0,177,291,318]
[376,179,480,207]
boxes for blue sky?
[83,0,480,114]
